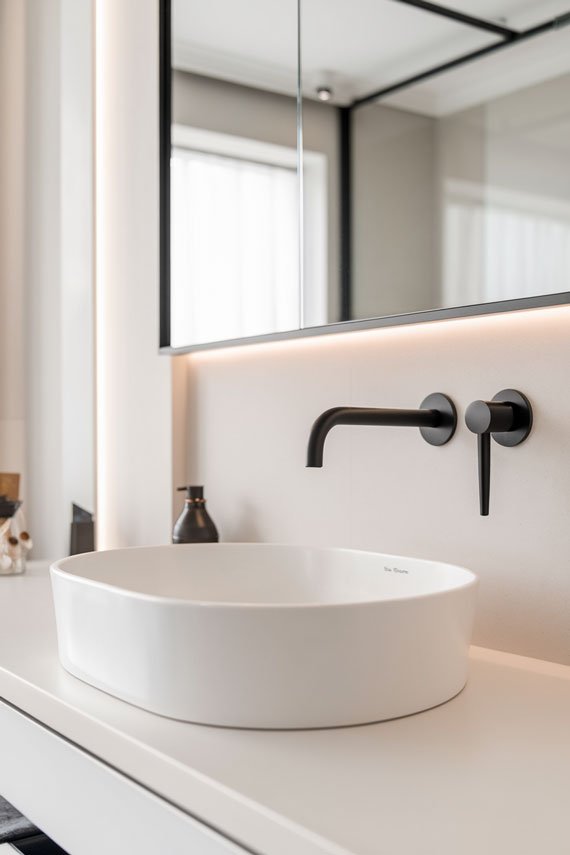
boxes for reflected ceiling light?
[316,85,333,102]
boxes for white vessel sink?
[51,544,477,729]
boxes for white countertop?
[1,563,569,855]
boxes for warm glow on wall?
[94,0,109,549]
[187,303,570,365]
[94,0,173,551]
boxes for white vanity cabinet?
[0,702,247,855]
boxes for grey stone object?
[0,795,39,843]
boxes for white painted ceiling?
[300,0,497,103]
[382,22,570,115]
[172,0,298,96]
[172,0,570,112]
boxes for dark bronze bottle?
[173,486,219,544]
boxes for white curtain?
[443,191,570,306]
[171,148,299,346]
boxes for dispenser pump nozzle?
[177,485,204,501]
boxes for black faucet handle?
[465,389,533,516]
[465,400,514,435]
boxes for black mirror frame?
[159,0,171,350]
[159,0,570,355]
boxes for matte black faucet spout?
[306,394,457,467]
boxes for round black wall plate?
[419,393,457,446]
[492,389,533,447]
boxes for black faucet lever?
[465,389,533,516]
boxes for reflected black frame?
[159,0,570,354]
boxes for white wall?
[180,305,570,666]
[96,0,173,549]
[60,0,95,519]
[0,0,94,560]
[1,0,172,555]
[352,103,438,318]
[0,0,26,496]
[24,0,66,557]
[484,72,570,203]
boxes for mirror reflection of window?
[171,129,300,346]
[171,0,313,346]
[444,182,570,306]
[301,0,570,322]
[441,71,570,306]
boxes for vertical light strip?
[296,0,304,330]
[93,0,173,550]
[94,0,109,549]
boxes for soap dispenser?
[173,486,219,544]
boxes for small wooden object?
[0,473,20,501]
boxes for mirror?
[162,0,570,352]
[167,0,299,348]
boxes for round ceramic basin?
[51,544,477,729]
